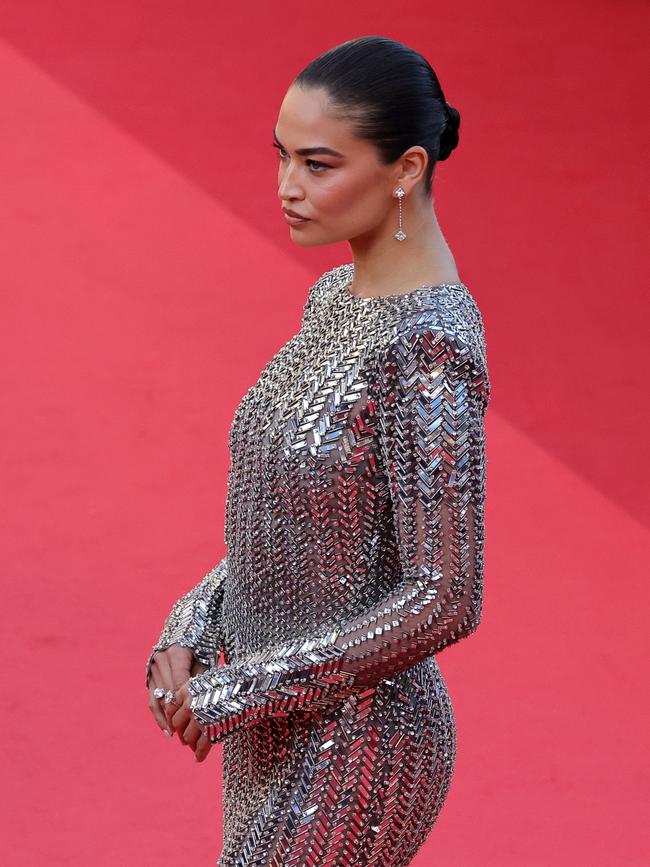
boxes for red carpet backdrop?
[0,2,648,864]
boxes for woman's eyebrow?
[273,128,344,158]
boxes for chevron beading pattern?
[146,262,490,864]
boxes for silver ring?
[164,690,178,705]
[153,687,165,699]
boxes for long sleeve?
[188,324,490,743]
[145,555,228,688]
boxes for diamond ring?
[153,687,165,699]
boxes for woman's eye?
[307,160,329,172]
[272,144,330,173]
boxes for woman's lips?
[283,212,311,225]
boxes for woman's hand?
[147,645,213,760]
[147,645,204,735]
[170,682,214,763]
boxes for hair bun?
[438,101,460,161]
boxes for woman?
[146,35,491,866]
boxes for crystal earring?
[394,187,406,241]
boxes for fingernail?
[163,729,172,738]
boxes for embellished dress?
[145,262,491,866]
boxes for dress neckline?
[336,263,467,302]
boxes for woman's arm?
[187,323,490,743]
[145,555,228,688]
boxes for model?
[146,36,491,866]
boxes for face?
[274,85,424,247]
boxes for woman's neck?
[347,203,460,297]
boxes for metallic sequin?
[146,262,491,865]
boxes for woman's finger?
[152,654,185,733]
[149,652,182,736]
[172,690,194,743]
[194,734,213,763]
[180,718,203,751]
[163,680,187,731]
[147,669,173,737]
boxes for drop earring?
[394,187,407,241]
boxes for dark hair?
[293,36,460,198]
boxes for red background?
[1,2,648,864]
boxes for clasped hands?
[147,644,214,763]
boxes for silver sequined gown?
[146,262,491,866]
